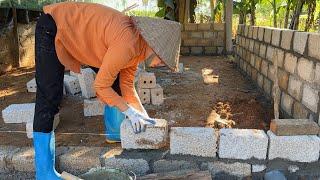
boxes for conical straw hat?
[131,16,181,72]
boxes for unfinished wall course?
[271,29,281,46]
[258,27,264,41]
[218,129,268,160]
[267,131,320,162]
[103,157,149,176]
[264,28,272,44]
[121,119,168,149]
[170,127,217,157]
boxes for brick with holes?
[64,75,81,95]
[151,84,164,105]
[138,72,156,88]
[137,88,151,104]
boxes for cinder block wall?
[234,24,320,124]
[181,23,225,56]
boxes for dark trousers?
[33,14,121,133]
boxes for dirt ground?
[0,56,273,147]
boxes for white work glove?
[122,105,156,134]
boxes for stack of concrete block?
[120,118,168,149]
[83,98,104,117]
[137,72,164,105]
[26,78,66,94]
[170,127,218,157]
[270,119,320,136]
[63,75,81,95]
[77,68,96,99]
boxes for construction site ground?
[0,56,274,147]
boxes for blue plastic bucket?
[104,105,125,141]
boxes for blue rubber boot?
[33,132,61,180]
[104,105,125,143]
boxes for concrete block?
[83,98,104,117]
[293,32,308,54]
[244,26,249,37]
[284,53,297,74]
[191,47,203,55]
[26,78,36,92]
[271,29,281,46]
[277,69,289,90]
[152,160,198,173]
[64,75,81,95]
[2,103,35,123]
[217,47,224,54]
[252,164,266,173]
[101,148,149,176]
[261,60,268,76]
[268,64,276,81]
[138,72,156,88]
[270,119,319,136]
[281,93,293,116]
[281,29,294,50]
[266,46,274,62]
[264,28,272,44]
[170,127,217,157]
[263,78,272,95]
[250,54,255,66]
[121,119,168,149]
[178,63,184,73]
[258,27,264,41]
[273,48,284,68]
[214,23,224,31]
[219,129,268,160]
[0,146,19,173]
[308,33,320,60]
[205,46,217,55]
[78,68,96,99]
[257,73,264,88]
[253,41,260,53]
[288,76,302,101]
[302,85,319,113]
[297,57,314,82]
[259,44,266,58]
[267,130,320,162]
[58,147,103,175]
[151,84,164,105]
[253,26,259,39]
[208,161,251,178]
[190,32,202,38]
[203,31,214,38]
[12,147,34,172]
[293,102,309,119]
[183,39,197,46]
[137,88,151,104]
[249,39,254,52]
[255,57,262,70]
[180,46,190,55]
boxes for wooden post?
[12,8,20,67]
[178,0,186,23]
[225,0,233,54]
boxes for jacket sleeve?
[94,43,135,110]
[119,65,145,113]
